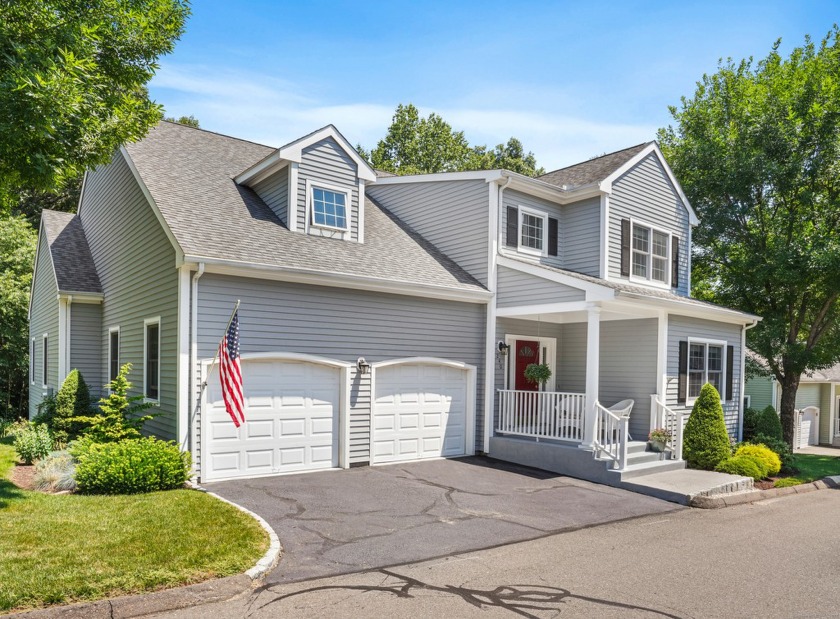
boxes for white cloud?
[150,64,657,169]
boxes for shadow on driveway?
[205,456,681,584]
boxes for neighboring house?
[29,121,758,486]
[745,350,840,448]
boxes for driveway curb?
[690,475,840,509]
[5,486,282,619]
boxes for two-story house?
[29,121,758,486]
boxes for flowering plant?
[648,427,672,443]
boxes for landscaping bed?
[0,437,268,613]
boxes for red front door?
[514,340,540,391]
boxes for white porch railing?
[497,390,585,442]
[650,395,686,461]
[593,401,629,470]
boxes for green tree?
[683,383,732,470]
[365,103,543,177]
[53,369,92,444]
[658,28,840,447]
[0,0,190,206]
[164,114,200,128]
[0,216,37,419]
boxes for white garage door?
[798,408,819,449]
[372,363,468,464]
[203,359,340,481]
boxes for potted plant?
[648,427,672,453]
[524,363,552,388]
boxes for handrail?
[651,395,685,461]
[593,401,629,470]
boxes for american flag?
[219,310,245,427]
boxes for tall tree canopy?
[0,0,190,205]
[363,104,544,177]
[658,27,840,446]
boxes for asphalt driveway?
[205,457,680,584]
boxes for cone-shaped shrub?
[755,405,783,441]
[53,369,91,444]
[683,383,731,470]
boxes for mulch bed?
[9,462,36,491]
[754,479,776,490]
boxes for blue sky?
[150,1,837,170]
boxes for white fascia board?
[505,173,602,204]
[598,142,700,226]
[496,301,591,318]
[497,255,615,301]
[234,151,282,185]
[373,170,504,184]
[57,292,103,303]
[614,291,761,324]
[185,256,493,304]
[119,147,186,265]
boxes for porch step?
[617,459,686,480]
[626,441,648,455]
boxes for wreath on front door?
[524,363,552,387]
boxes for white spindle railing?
[593,401,629,470]
[650,395,685,461]
[497,390,585,442]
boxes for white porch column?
[581,305,601,449]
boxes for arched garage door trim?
[200,352,353,481]
[370,357,477,464]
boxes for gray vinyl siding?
[296,138,360,241]
[253,167,289,226]
[367,179,489,285]
[599,319,658,440]
[496,266,585,308]
[608,153,690,296]
[69,303,103,398]
[80,154,179,440]
[562,197,601,276]
[666,315,743,437]
[28,229,60,418]
[745,376,774,410]
[195,274,486,467]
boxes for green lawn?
[791,453,840,482]
[0,438,268,612]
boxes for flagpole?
[202,299,241,390]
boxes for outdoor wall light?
[498,341,510,355]
[357,357,371,375]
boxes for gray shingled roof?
[123,122,486,294]
[504,256,757,318]
[539,143,651,189]
[41,210,102,294]
[747,349,840,382]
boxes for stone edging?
[690,475,840,509]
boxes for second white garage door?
[203,358,341,481]
[372,362,469,464]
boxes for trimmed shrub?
[754,405,783,442]
[74,437,191,494]
[735,443,781,477]
[14,424,53,464]
[742,407,761,441]
[32,394,57,427]
[53,369,92,445]
[0,418,29,438]
[774,477,804,488]
[750,433,795,473]
[33,451,77,492]
[715,455,764,480]
[683,383,731,470]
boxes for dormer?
[235,125,377,243]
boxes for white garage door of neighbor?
[798,408,818,449]
[203,359,340,481]
[373,363,468,464]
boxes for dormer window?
[519,208,546,254]
[312,186,348,230]
[505,205,558,258]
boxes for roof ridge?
[158,119,276,150]
[540,141,652,177]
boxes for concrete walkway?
[797,445,840,457]
[620,468,753,504]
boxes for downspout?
[189,263,205,471]
[484,175,511,455]
[739,318,759,441]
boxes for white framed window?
[518,206,547,256]
[108,327,121,385]
[631,220,671,286]
[687,338,726,403]
[42,334,49,388]
[309,181,349,232]
[30,337,35,385]
[143,318,161,402]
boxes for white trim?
[305,179,351,236]
[496,301,590,318]
[598,142,700,226]
[143,316,162,403]
[373,170,504,184]
[177,266,191,450]
[599,194,609,279]
[497,255,615,300]
[370,357,477,464]
[119,147,186,265]
[288,163,299,232]
[833,388,840,438]
[517,205,548,257]
[357,179,365,244]
[57,296,68,384]
[58,292,103,303]
[743,395,752,409]
[738,324,747,441]
[189,263,205,464]
[30,337,35,386]
[685,337,728,406]
[107,326,121,386]
[484,179,503,454]
[628,217,673,289]
[687,225,693,295]
[198,352,353,481]
[581,305,601,449]
[502,335,557,392]
[656,309,668,399]
[186,257,492,304]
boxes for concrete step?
[625,451,669,466]
[626,441,648,455]
[617,459,686,480]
